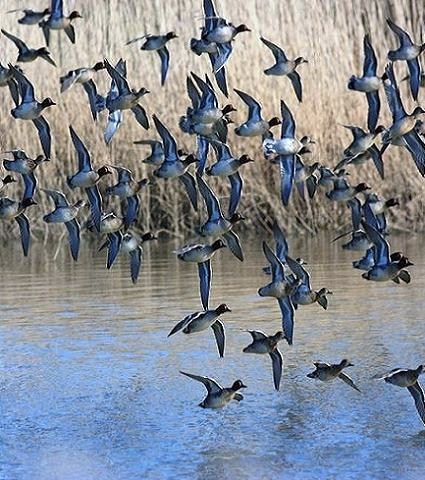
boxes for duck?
[191,0,229,95]
[101,58,127,144]
[42,189,85,261]
[88,212,125,269]
[294,157,319,200]
[60,62,105,120]
[3,149,48,200]
[0,62,20,105]
[381,63,425,176]
[286,256,332,310]
[180,371,246,408]
[263,101,313,205]
[326,177,370,202]
[258,242,296,344]
[67,126,112,231]
[374,365,425,426]
[8,64,55,158]
[201,20,250,73]
[39,0,82,45]
[121,231,156,283]
[353,247,376,271]
[7,7,50,25]
[197,173,244,261]
[205,140,253,216]
[307,359,361,392]
[99,231,157,282]
[104,58,150,130]
[260,37,308,102]
[168,303,231,357]
[176,240,226,310]
[1,29,56,66]
[127,32,178,85]
[342,124,385,158]
[386,18,425,101]
[0,197,36,256]
[233,88,281,139]
[106,166,149,229]
[152,115,198,210]
[133,139,165,166]
[243,330,284,390]
[348,35,381,131]
[361,221,413,282]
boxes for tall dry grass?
[0,0,424,241]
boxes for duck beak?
[240,383,247,388]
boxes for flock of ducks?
[0,0,424,423]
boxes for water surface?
[1,234,425,480]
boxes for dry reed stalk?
[0,0,424,242]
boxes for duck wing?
[104,58,131,95]
[234,88,262,122]
[106,231,123,269]
[262,241,284,282]
[33,116,51,158]
[407,57,421,101]
[261,37,288,64]
[288,71,303,102]
[64,24,76,44]
[403,130,425,176]
[386,19,414,48]
[131,105,149,130]
[69,126,92,172]
[180,371,223,395]
[279,155,296,206]
[82,80,100,121]
[42,188,69,207]
[407,382,425,425]
[22,172,37,200]
[228,171,242,217]
[361,220,390,265]
[9,64,35,102]
[278,297,295,345]
[1,29,28,53]
[269,349,283,391]
[179,173,198,210]
[168,311,202,337]
[246,330,268,341]
[363,34,378,76]
[152,115,178,159]
[157,46,170,85]
[198,260,211,310]
[65,219,80,261]
[383,63,407,122]
[85,186,102,232]
[366,92,381,132]
[129,246,142,284]
[15,213,30,256]
[338,372,361,392]
[211,320,225,357]
[197,173,223,221]
[280,100,296,137]
[223,230,243,261]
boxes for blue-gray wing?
[211,320,225,357]
[407,58,421,101]
[106,231,123,269]
[158,47,170,86]
[278,297,295,345]
[223,230,244,262]
[279,155,296,205]
[65,219,80,261]
[179,173,198,210]
[22,172,37,200]
[198,260,211,310]
[129,247,142,284]
[228,171,242,217]
[85,186,102,232]
[15,213,30,256]
[288,71,303,102]
[32,116,51,158]
[366,91,380,132]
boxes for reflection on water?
[1,234,425,480]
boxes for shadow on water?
[0,233,425,479]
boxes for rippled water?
[1,234,425,480]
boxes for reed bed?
[0,0,424,242]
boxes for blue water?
[1,235,425,480]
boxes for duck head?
[354,182,370,193]
[228,212,245,224]
[231,379,247,390]
[385,197,400,208]
[412,106,425,117]
[74,199,87,209]
[235,24,251,34]
[97,166,112,177]
[211,239,226,251]
[182,153,198,166]
[273,331,285,342]
[416,365,424,375]
[340,359,354,368]
[374,125,386,134]
[3,175,16,184]
[41,97,56,108]
[141,231,158,242]
[36,47,51,55]
[136,87,150,97]
[390,251,403,262]
[216,303,231,314]
[268,116,281,128]
[222,104,237,115]
[35,154,49,163]
[93,61,106,71]
[238,154,253,165]
[69,11,83,20]
[42,8,51,15]
[295,56,308,65]
[398,257,414,268]
[166,31,178,40]
[21,198,37,208]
